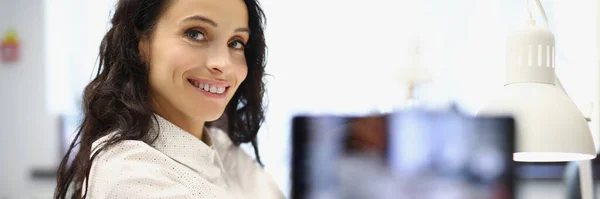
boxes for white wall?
[0,0,60,198]
[45,0,117,115]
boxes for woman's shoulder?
[88,132,189,182]
[85,133,198,198]
[91,132,162,161]
[89,133,175,175]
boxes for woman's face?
[142,0,249,122]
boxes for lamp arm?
[579,160,594,199]
[528,0,550,28]
[534,0,549,27]
[526,0,533,20]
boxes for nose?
[206,44,232,74]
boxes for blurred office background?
[0,0,598,198]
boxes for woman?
[54,0,283,198]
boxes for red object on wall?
[1,30,20,63]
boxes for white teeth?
[192,80,226,94]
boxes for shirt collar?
[148,114,223,179]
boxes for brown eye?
[185,29,205,41]
[228,40,246,50]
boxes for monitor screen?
[291,111,515,199]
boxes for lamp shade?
[479,83,596,162]
[478,18,596,162]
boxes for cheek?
[239,65,248,82]
[234,58,249,84]
[169,48,204,75]
[152,45,205,85]
[148,45,206,110]
[228,63,248,98]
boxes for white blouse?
[83,115,284,199]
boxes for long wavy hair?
[54,0,267,198]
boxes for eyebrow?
[183,15,250,34]
[183,15,218,27]
[235,28,250,34]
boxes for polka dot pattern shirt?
[83,115,284,199]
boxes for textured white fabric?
[83,115,284,199]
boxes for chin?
[188,109,224,122]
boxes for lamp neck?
[505,20,556,86]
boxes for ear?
[138,33,150,63]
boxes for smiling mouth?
[187,79,229,95]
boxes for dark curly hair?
[54,0,267,198]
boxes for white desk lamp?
[479,1,596,198]
[478,0,596,162]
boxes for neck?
[151,98,205,140]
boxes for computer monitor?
[291,111,515,199]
